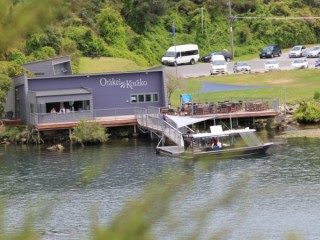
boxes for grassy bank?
[78,57,320,107]
[78,57,144,73]
[171,69,320,107]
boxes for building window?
[131,95,137,103]
[153,94,158,102]
[45,100,91,113]
[130,93,159,104]
[145,94,151,102]
[30,104,35,113]
[138,95,145,102]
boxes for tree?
[97,6,128,47]
[8,49,27,65]
[64,26,105,58]
[25,27,62,55]
[0,63,14,117]
[29,46,56,61]
[124,0,168,33]
[0,0,63,60]
[165,71,185,105]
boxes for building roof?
[34,88,92,97]
[22,56,71,66]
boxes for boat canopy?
[165,115,212,128]
[192,126,264,147]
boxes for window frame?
[130,92,159,104]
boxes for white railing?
[30,107,139,125]
[135,107,184,146]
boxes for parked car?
[210,55,227,75]
[233,61,251,73]
[288,45,307,58]
[315,58,320,68]
[259,44,281,58]
[291,59,309,69]
[306,46,320,58]
[202,50,233,62]
[264,59,279,71]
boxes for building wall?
[23,56,71,77]
[15,85,27,121]
[4,75,27,118]
[53,62,73,76]
[27,70,166,115]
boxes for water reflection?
[0,136,320,239]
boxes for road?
[165,50,319,78]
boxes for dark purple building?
[7,57,168,125]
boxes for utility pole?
[201,7,204,35]
[172,20,177,76]
[228,0,234,58]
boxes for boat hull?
[181,143,273,160]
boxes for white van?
[161,44,200,66]
[210,55,227,75]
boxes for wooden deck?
[19,110,278,131]
[35,116,137,131]
[197,109,279,119]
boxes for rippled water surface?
[1,136,320,239]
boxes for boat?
[157,125,273,159]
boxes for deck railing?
[135,106,184,146]
[29,97,279,125]
[160,98,279,116]
[30,107,139,125]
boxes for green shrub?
[0,126,20,142]
[314,91,320,100]
[29,46,56,61]
[71,120,108,146]
[8,49,27,65]
[294,100,320,123]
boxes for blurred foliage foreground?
[0,167,304,240]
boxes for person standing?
[162,114,167,122]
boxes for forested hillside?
[2,0,320,69]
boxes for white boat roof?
[192,126,256,138]
[166,115,213,128]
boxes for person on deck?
[59,107,66,113]
[162,114,167,122]
[212,137,220,150]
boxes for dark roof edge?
[22,56,71,66]
[27,67,165,80]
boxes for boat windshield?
[191,130,264,152]
[239,132,264,146]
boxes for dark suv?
[202,50,233,62]
[259,44,281,58]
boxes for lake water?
[1,134,320,240]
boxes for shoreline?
[278,128,320,138]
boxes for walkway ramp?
[135,107,184,146]
[135,107,212,155]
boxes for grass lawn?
[78,57,320,108]
[170,69,320,107]
[78,57,144,73]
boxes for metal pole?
[173,20,178,76]
[228,0,234,58]
[284,86,286,116]
[201,7,204,35]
